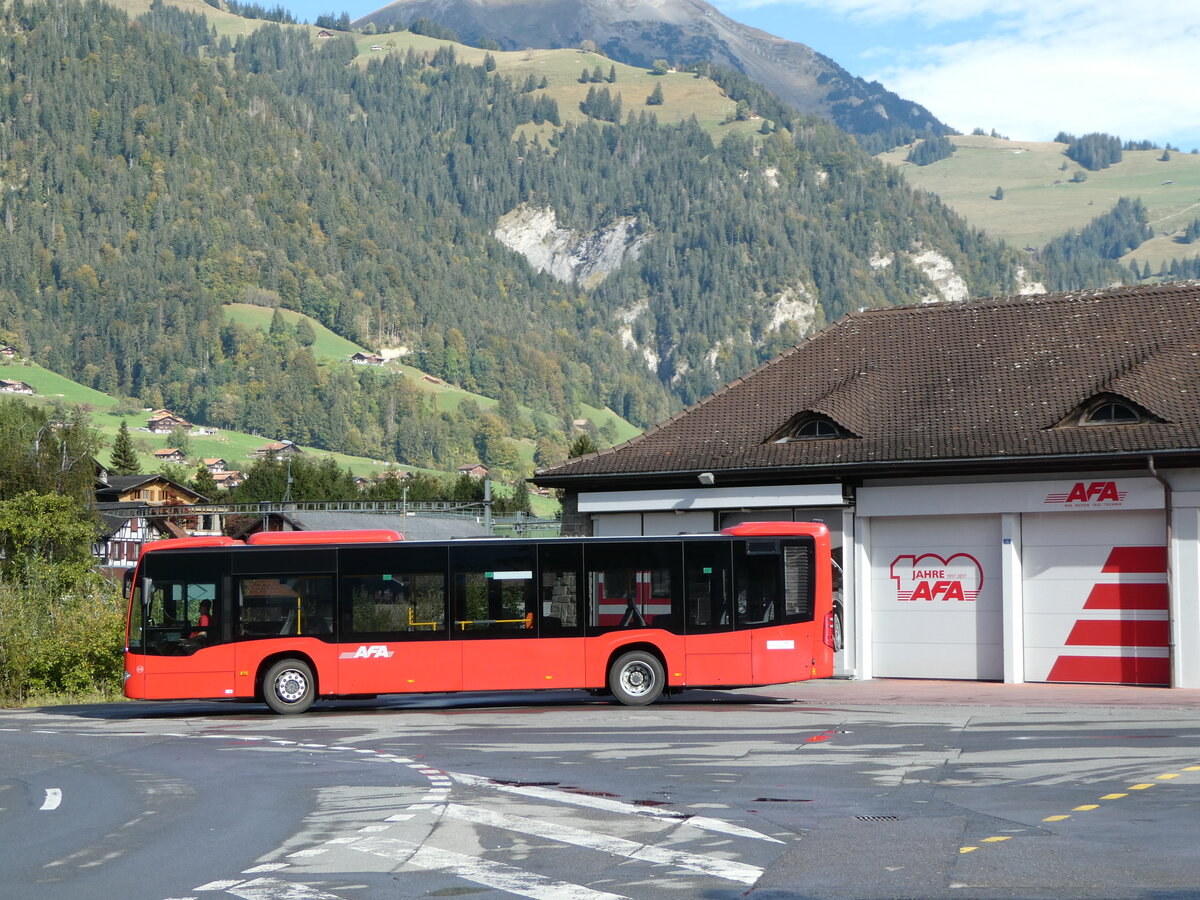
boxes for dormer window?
[1055,393,1162,428]
[771,413,851,443]
[1083,400,1141,425]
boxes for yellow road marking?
[1043,815,1071,822]
[1072,804,1099,811]
[1100,793,1128,800]
[960,846,978,854]
[1128,783,1155,790]
[1156,773,1180,780]
[981,836,1011,842]
[1184,766,1200,771]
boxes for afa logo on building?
[1044,481,1127,507]
[890,553,983,602]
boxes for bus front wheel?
[263,658,315,714]
[608,651,664,707]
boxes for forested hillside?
[0,0,1032,475]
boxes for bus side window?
[782,542,815,623]
[684,540,733,633]
[584,542,681,634]
[342,571,447,639]
[733,542,781,629]
[450,545,536,638]
[538,543,583,637]
[237,575,334,641]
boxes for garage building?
[533,282,1200,688]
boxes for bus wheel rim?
[620,662,654,696]
[275,669,308,703]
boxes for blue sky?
[278,0,1200,152]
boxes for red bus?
[123,522,835,713]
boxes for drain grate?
[855,815,902,821]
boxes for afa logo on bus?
[889,553,983,602]
[339,645,395,660]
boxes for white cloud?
[722,0,1200,146]
[872,13,1200,145]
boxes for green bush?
[0,570,125,704]
[0,566,125,704]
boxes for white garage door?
[870,515,1003,679]
[1023,511,1168,685]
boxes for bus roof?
[245,529,404,546]
[721,521,830,538]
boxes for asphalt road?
[2,680,1199,899]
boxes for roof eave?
[532,447,1200,490]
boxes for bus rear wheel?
[608,650,664,707]
[263,658,315,715]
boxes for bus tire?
[263,658,315,715]
[608,650,664,707]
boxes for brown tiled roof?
[537,282,1200,484]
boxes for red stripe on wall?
[1101,546,1167,574]
[1064,619,1169,648]
[1082,583,1169,610]
[1047,655,1169,685]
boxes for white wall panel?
[642,511,714,535]
[1022,510,1168,685]
[868,515,1003,680]
[592,513,643,537]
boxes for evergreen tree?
[166,424,192,458]
[109,420,141,475]
[905,134,955,166]
[295,317,316,347]
[646,82,664,106]
[191,462,220,499]
[568,433,599,458]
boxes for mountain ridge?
[355,0,950,148]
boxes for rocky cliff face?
[493,204,648,288]
[357,0,949,143]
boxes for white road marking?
[40,788,62,811]
[450,772,783,843]
[226,877,346,900]
[443,802,763,884]
[352,837,629,900]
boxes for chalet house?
[457,463,489,479]
[0,379,34,394]
[203,458,229,474]
[212,470,244,490]
[316,29,332,38]
[94,473,207,507]
[350,352,386,366]
[146,411,191,433]
[254,440,303,460]
[533,281,1200,690]
[152,448,187,465]
[91,473,216,567]
[0,345,18,358]
[380,468,415,482]
[93,508,175,570]
[353,476,369,491]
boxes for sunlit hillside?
[878,134,1200,271]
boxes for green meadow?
[879,134,1200,270]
